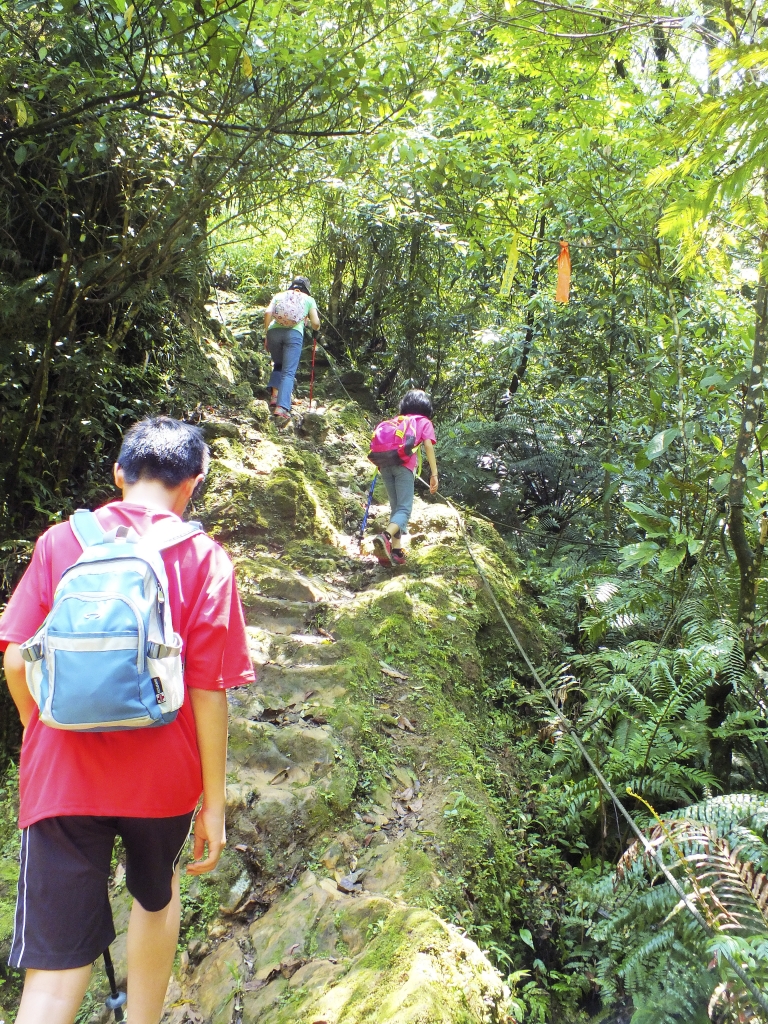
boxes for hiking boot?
[372,532,394,566]
[391,548,406,566]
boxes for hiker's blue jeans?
[380,464,415,534]
[267,327,303,411]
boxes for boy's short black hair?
[117,417,210,488]
[399,389,433,418]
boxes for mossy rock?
[200,459,270,538]
[263,469,338,542]
[201,419,241,441]
[237,885,510,1024]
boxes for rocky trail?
[80,294,557,1024]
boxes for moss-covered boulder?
[184,871,510,1024]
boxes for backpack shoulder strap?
[141,518,204,552]
[70,509,106,550]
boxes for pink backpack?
[368,415,417,468]
[272,289,307,327]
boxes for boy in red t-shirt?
[0,417,254,1024]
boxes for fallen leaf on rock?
[392,800,408,817]
[287,942,300,955]
[397,715,416,732]
[234,844,249,853]
[380,661,409,680]
[408,797,423,812]
[361,811,389,826]
[269,767,291,785]
[398,787,414,801]
[317,627,336,642]
[280,958,308,979]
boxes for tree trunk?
[728,257,768,661]
[508,214,547,397]
[706,680,734,791]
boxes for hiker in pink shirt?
[367,390,438,566]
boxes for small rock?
[201,419,241,441]
[297,411,329,442]
[339,370,366,388]
[248,400,271,426]
[320,841,344,871]
[337,870,364,895]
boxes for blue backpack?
[20,510,202,732]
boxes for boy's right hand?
[187,802,226,874]
[430,474,438,495]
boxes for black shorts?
[9,813,194,970]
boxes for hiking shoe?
[273,408,291,428]
[391,548,406,566]
[372,532,394,566]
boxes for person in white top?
[263,276,321,426]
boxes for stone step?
[254,663,349,708]
[266,632,341,667]
[243,595,315,634]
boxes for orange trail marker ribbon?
[555,240,571,303]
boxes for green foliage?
[179,872,221,948]
[576,794,768,1022]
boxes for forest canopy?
[2,0,768,1020]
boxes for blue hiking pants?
[380,463,415,534]
[267,327,304,411]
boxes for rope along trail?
[413,476,768,1016]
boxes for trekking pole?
[357,473,378,540]
[309,330,319,409]
[103,947,127,1023]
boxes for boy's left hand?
[187,803,226,874]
